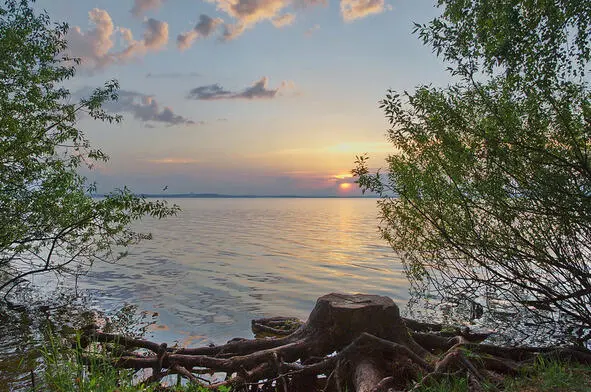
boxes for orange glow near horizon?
[334,173,353,180]
[339,183,353,191]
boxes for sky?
[40,0,450,196]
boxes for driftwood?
[82,293,591,391]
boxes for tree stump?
[294,293,427,357]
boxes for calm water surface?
[81,198,409,345]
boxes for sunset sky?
[42,0,449,196]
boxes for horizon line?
[95,192,379,199]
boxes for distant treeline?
[93,193,380,199]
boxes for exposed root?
[79,293,591,391]
[252,317,303,337]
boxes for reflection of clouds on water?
[80,199,407,345]
[176,332,208,348]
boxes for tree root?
[251,317,303,337]
[80,293,591,391]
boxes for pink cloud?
[209,0,290,39]
[340,0,386,21]
[67,9,169,71]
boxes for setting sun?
[334,173,353,180]
[339,183,353,191]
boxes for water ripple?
[80,198,409,344]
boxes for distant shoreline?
[95,193,379,199]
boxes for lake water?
[81,198,409,345]
[0,198,411,390]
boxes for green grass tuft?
[412,356,591,392]
[503,356,591,392]
[413,375,469,392]
[37,330,231,392]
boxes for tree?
[0,0,178,304]
[354,0,591,338]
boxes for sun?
[334,173,353,180]
[339,183,353,191]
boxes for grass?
[412,376,469,392]
[413,356,591,392]
[503,356,591,392]
[36,331,230,392]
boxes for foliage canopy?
[355,0,591,338]
[0,0,178,303]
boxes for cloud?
[66,9,115,67]
[187,77,292,100]
[215,0,288,24]
[208,0,383,40]
[177,14,224,50]
[192,14,224,37]
[131,0,165,17]
[222,23,247,41]
[67,9,169,71]
[143,18,169,49]
[102,90,197,126]
[340,0,386,21]
[188,84,233,100]
[271,13,295,27]
[239,77,282,99]
[208,0,291,39]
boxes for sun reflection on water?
[81,198,408,346]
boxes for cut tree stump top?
[319,293,398,310]
[301,293,407,352]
